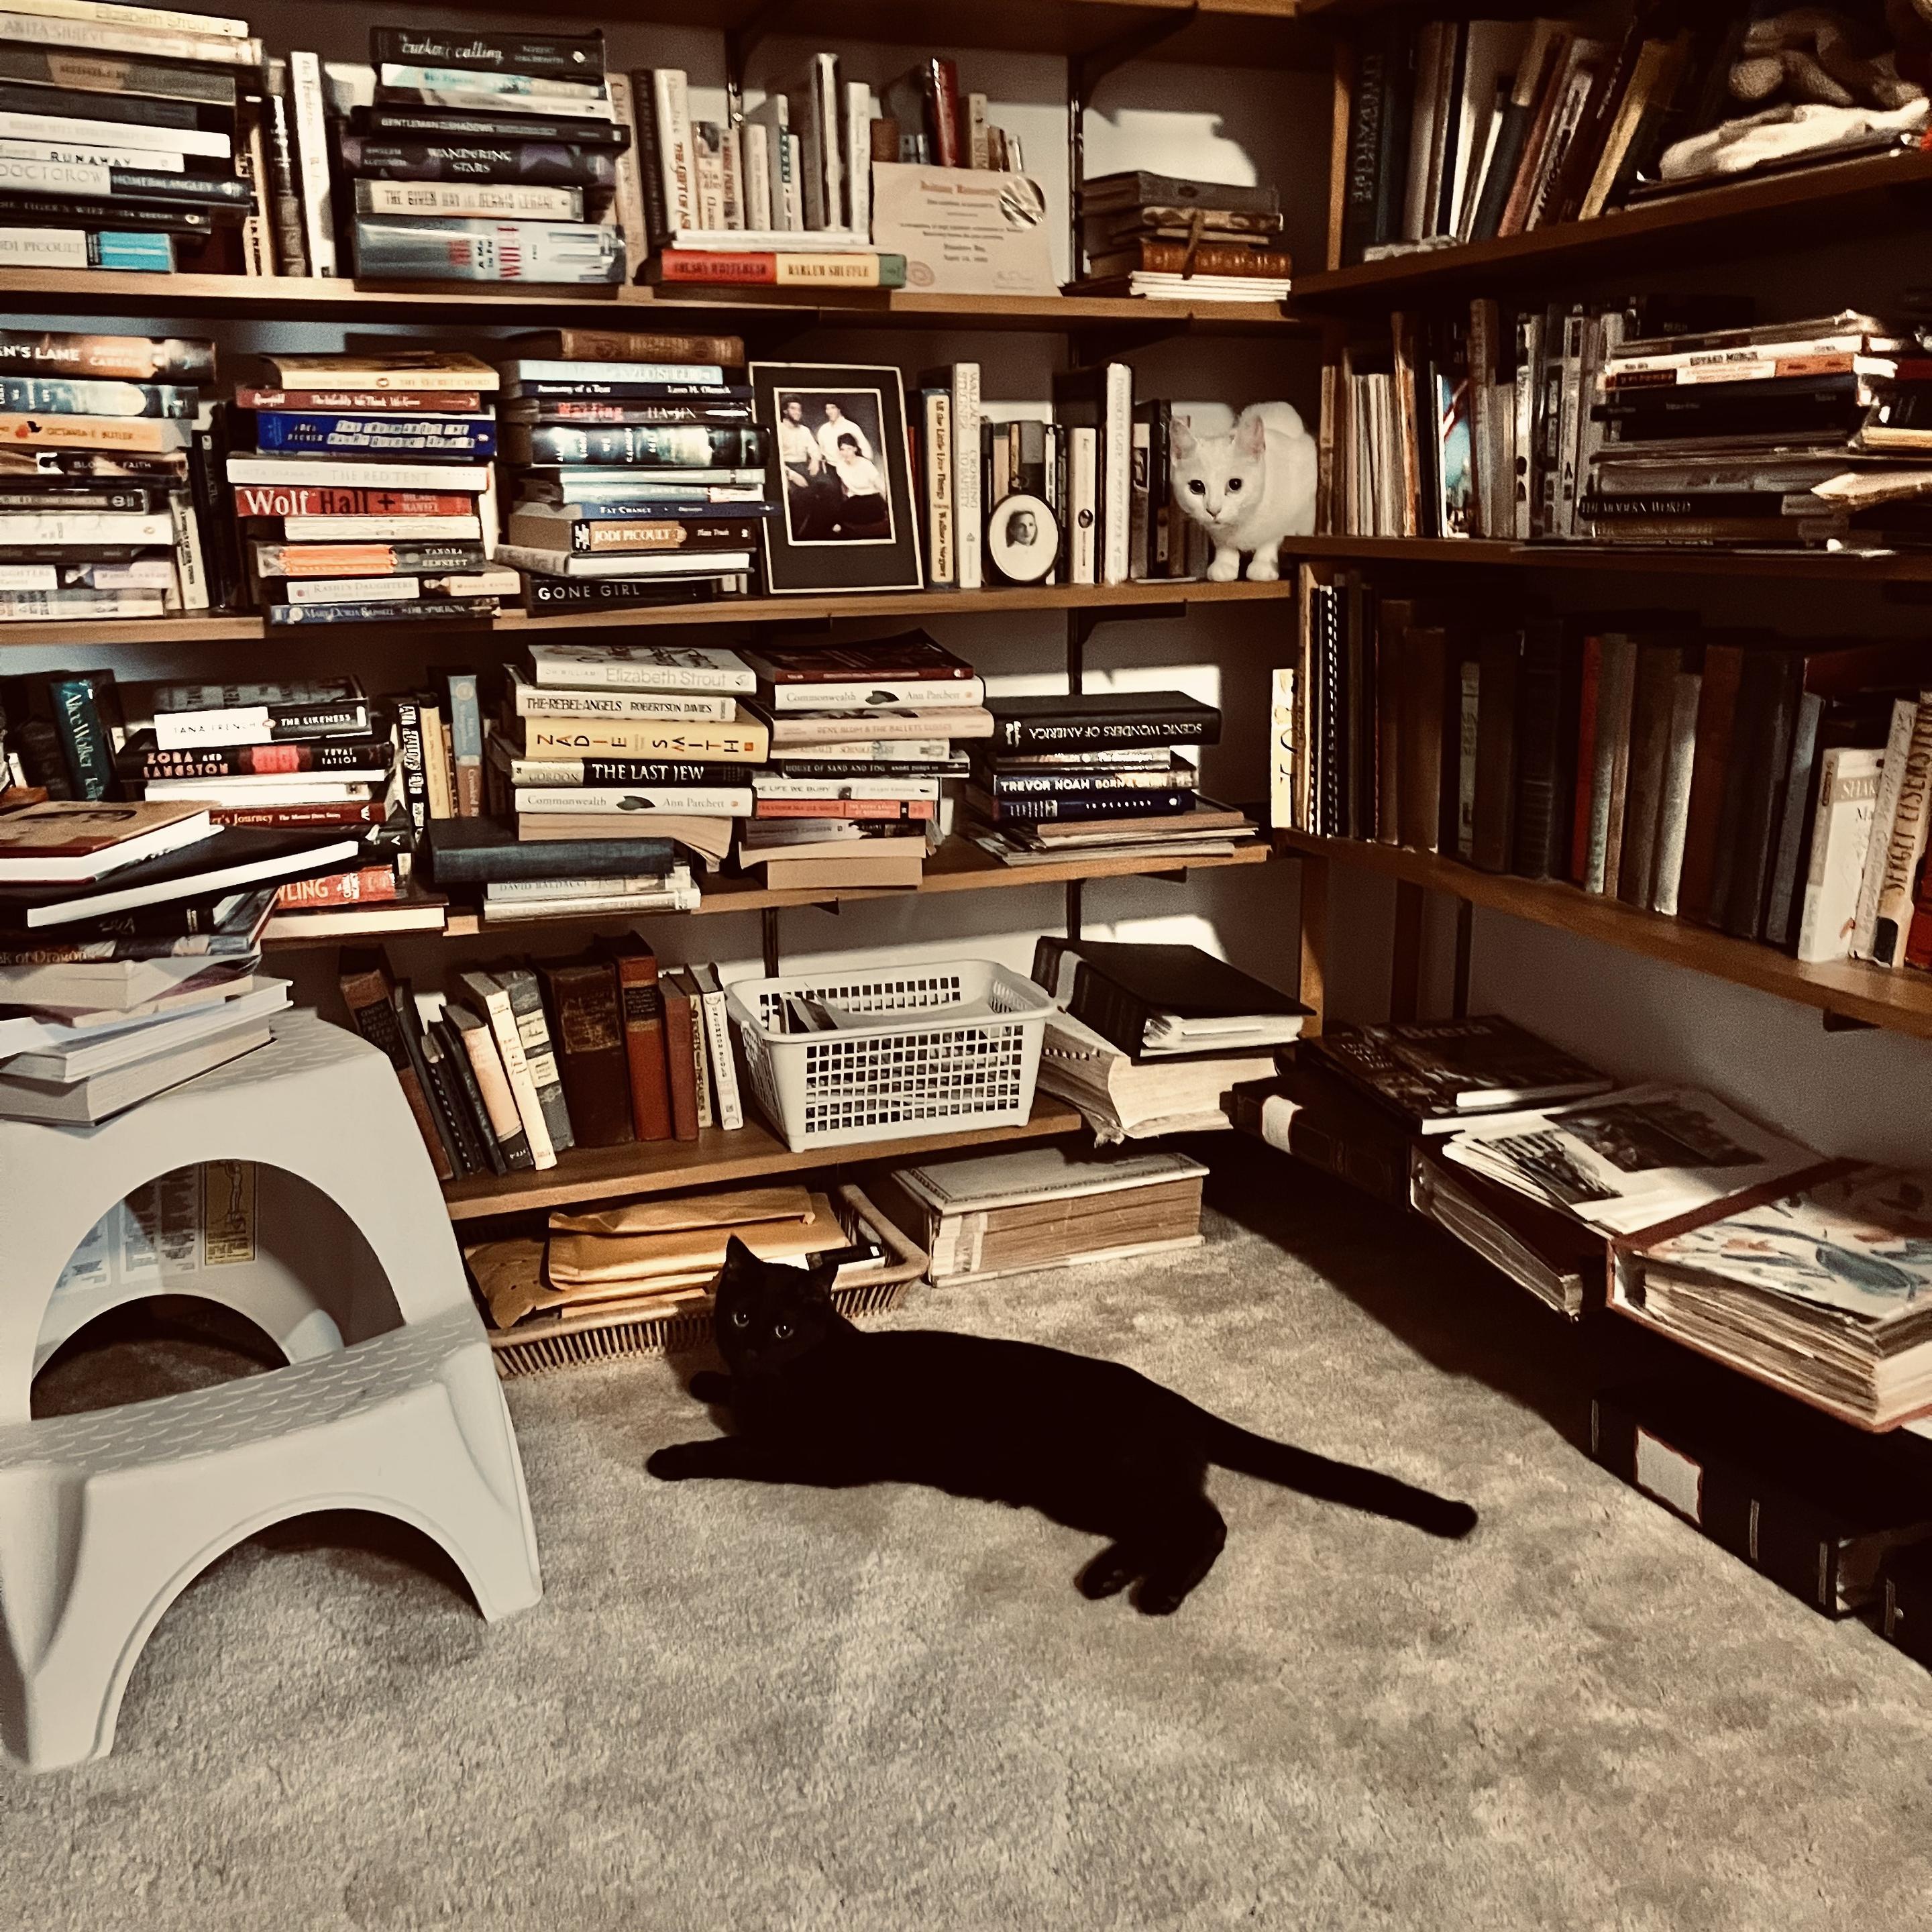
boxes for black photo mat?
[750,362,924,594]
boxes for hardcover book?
[539,959,633,1148]
[1310,1017,1612,1130]
[987,691,1220,753]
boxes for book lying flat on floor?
[1410,1144,1603,1319]
[872,1144,1208,1287]
[1310,1017,1612,1126]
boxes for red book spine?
[210,800,388,828]
[275,864,398,908]
[235,388,484,412]
[231,485,476,518]
[1569,633,1602,885]
[614,945,674,1142]
[654,252,781,284]
[923,56,961,166]
[752,798,936,820]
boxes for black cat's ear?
[804,1256,841,1299]
[720,1235,758,1279]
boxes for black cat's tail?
[1196,1414,1477,1540]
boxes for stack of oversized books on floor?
[0,3,262,275]
[323,25,627,285]
[494,329,763,612]
[739,633,983,891]
[231,351,515,625]
[1066,170,1289,303]
[971,690,1255,867]
[1032,938,1305,1142]
[1234,1016,1617,1315]
[873,1143,1209,1287]
[431,639,765,921]
[341,941,743,1183]
[0,328,217,625]
[0,796,353,1120]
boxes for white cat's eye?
[773,1322,794,1341]
[731,1308,751,1328]
[1188,480,1205,494]
[1227,478,1243,492]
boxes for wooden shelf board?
[1295,148,1932,302]
[1291,537,1932,580]
[0,576,1291,649]
[0,268,1299,333]
[443,1093,1087,1220]
[262,837,1273,948]
[1277,830,1932,1040]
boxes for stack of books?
[875,1144,1209,1289]
[1582,311,1932,555]
[225,356,498,628]
[339,941,744,1183]
[0,327,219,625]
[315,25,627,285]
[737,633,983,891]
[229,350,514,625]
[637,60,900,289]
[494,327,764,612]
[1333,13,1733,268]
[0,795,364,1120]
[1030,938,1303,1140]
[971,690,1256,867]
[1067,171,1289,303]
[468,639,763,910]
[1275,593,1932,973]
[0,0,264,276]
[878,56,1025,170]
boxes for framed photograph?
[987,492,1059,584]
[749,362,924,595]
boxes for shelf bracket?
[725,0,797,125]
[761,906,782,975]
[1066,5,1201,280]
[1823,1010,1877,1033]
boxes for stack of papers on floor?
[1618,1167,1932,1430]
[1036,1008,1277,1142]
[873,1144,1208,1287]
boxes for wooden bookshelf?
[443,1093,1086,1220]
[1276,830,1932,1040]
[259,837,1273,948]
[1284,537,1932,582]
[0,577,1291,649]
[1295,147,1932,303]
[0,268,1298,335]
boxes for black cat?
[647,1239,1477,1614]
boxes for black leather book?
[425,816,678,885]
[1510,619,1579,880]
[985,690,1220,754]
[1593,1381,1932,1619]
[1229,1065,1413,1210]
[1721,651,1803,941]
[431,1014,507,1177]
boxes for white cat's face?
[1170,415,1265,534]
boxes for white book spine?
[652,69,696,235]
[227,458,490,490]
[690,985,713,1128]
[1852,698,1919,959]
[1069,427,1098,584]
[288,52,337,277]
[1270,665,1296,831]
[0,106,223,158]
[0,137,182,170]
[166,490,208,611]
[0,513,169,543]
[7,0,247,36]
[742,121,773,231]
[0,9,260,65]
[604,73,649,256]
[782,133,802,229]
[700,983,741,1128]
[721,123,745,229]
[1648,669,1703,916]
[953,362,981,591]
[812,54,842,236]
[1871,690,1932,967]
[843,80,871,235]
[462,977,555,1169]
[1799,747,1884,965]
[514,786,752,814]
[768,678,984,711]
[283,515,482,541]
[922,386,953,587]
[1102,363,1133,586]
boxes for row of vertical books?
[1273,577,1932,973]
[338,943,745,1184]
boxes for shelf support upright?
[1065,7,1201,282]
[761,908,782,976]
[1064,608,1091,939]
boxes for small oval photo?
[988,492,1059,584]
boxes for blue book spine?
[252,413,498,457]
[90,231,172,272]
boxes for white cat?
[1170,402,1318,583]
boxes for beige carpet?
[9,1146,1932,1930]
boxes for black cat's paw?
[1423,1499,1479,1540]
[1132,1579,1193,1617]
[1079,1544,1140,1601]
[647,1442,709,1481]
[688,1371,734,1406]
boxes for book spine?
[1870,692,1932,967]
[614,952,674,1141]
[1649,670,1703,917]
[45,673,113,798]
[251,415,496,457]
[392,694,429,836]
[339,966,452,1180]
[393,993,470,1177]
[686,973,713,1130]
[660,973,700,1140]
[1068,425,1097,584]
[1762,689,1823,947]
[1102,362,1132,586]
[497,967,574,1154]
[697,979,742,1130]
[287,51,335,277]
[452,1015,533,1171]
[1853,697,1920,961]
[951,362,981,592]
[273,864,396,908]
[260,59,309,276]
[434,1016,506,1176]
[462,977,555,1168]
[919,386,954,588]
[441,669,484,816]
[1455,655,1479,861]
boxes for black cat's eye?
[773,1321,794,1341]
[731,1307,751,1328]
[1188,480,1205,494]
[1227,478,1243,492]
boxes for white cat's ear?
[1237,412,1267,455]
[1170,418,1197,457]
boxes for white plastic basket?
[724,959,1057,1151]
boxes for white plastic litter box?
[724,959,1057,1151]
